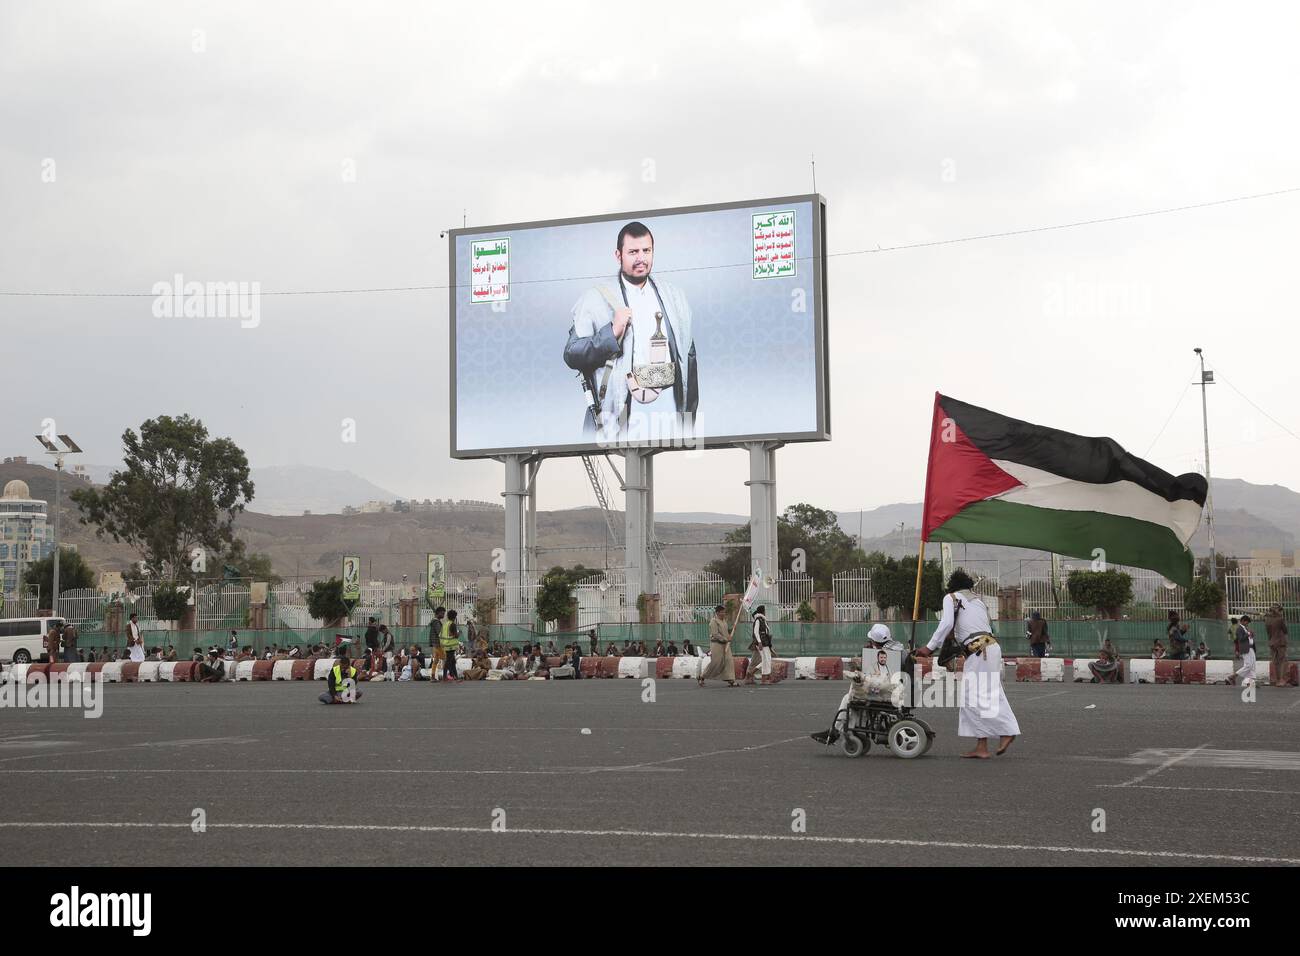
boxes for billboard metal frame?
[447,193,829,460]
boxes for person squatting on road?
[913,571,1020,758]
[319,650,362,704]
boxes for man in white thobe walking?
[913,571,1020,759]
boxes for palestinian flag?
[922,393,1207,585]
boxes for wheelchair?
[811,697,936,759]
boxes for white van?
[0,617,66,664]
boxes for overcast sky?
[3,1,1298,519]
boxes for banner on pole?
[427,553,446,604]
[742,568,761,610]
[940,543,953,585]
[342,556,361,602]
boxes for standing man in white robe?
[913,571,1020,759]
[563,221,698,445]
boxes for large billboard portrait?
[449,195,828,458]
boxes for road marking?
[1114,742,1211,787]
[1019,691,1069,703]
[1116,747,1300,775]
[0,767,685,776]
[599,735,806,771]
[0,821,1293,865]
[1099,784,1300,795]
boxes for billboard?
[449,195,829,458]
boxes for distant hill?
[655,511,748,525]
[3,457,1295,587]
[246,465,400,515]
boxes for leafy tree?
[1066,569,1134,618]
[152,582,190,622]
[1196,555,1240,580]
[703,503,868,590]
[1184,578,1226,619]
[869,555,944,619]
[71,415,255,579]
[795,600,816,622]
[20,548,96,605]
[535,565,592,625]
[474,595,497,625]
[204,538,281,585]
[307,577,349,624]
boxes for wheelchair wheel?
[840,731,868,758]
[887,719,928,759]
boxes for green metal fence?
[64,618,1265,663]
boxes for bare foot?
[961,750,991,759]
[996,735,1017,755]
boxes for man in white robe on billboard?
[563,221,698,445]
[913,571,1020,759]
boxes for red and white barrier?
[1127,659,1155,683]
[671,656,703,679]
[1205,660,1234,684]
[233,660,257,681]
[271,660,296,681]
[101,662,125,683]
[1016,658,1064,682]
[617,657,649,679]
[137,662,162,682]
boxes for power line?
[1,185,1296,298]
[1202,354,1300,445]
[1143,380,1191,458]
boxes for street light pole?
[1194,348,1217,583]
[35,432,80,617]
[52,455,62,612]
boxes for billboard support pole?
[743,441,782,607]
[624,449,651,622]
[525,459,541,578]
[501,455,527,626]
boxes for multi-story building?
[0,479,53,599]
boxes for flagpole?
[909,540,926,650]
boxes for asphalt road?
[1,673,1297,866]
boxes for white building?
[0,479,52,599]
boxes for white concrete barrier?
[617,657,649,679]
[1039,658,1065,682]
[1127,659,1155,683]
[234,660,257,681]
[672,657,702,679]
[794,657,819,680]
[63,662,90,681]
[313,659,335,681]
[1205,660,1234,684]
[101,662,124,683]
[136,662,162,682]
[4,664,31,683]
[158,662,180,681]
[272,660,296,681]
[1072,659,1098,681]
